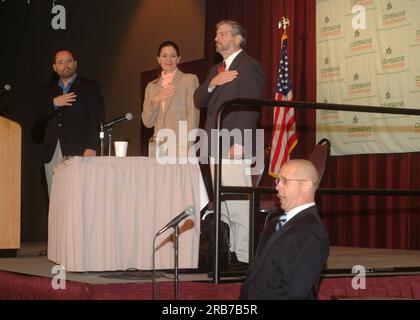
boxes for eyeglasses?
[275,177,308,186]
[55,58,74,65]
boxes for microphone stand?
[100,121,105,156]
[153,223,182,300]
[152,235,158,300]
[174,225,180,300]
[107,127,113,156]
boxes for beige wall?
[104,0,206,156]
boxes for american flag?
[269,33,297,177]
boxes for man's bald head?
[276,159,319,212]
[282,159,319,190]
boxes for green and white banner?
[316,0,420,155]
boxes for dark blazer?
[193,51,264,156]
[240,206,330,300]
[34,76,105,163]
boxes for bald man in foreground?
[240,159,330,300]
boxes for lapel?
[263,217,295,249]
[49,76,81,114]
[66,76,81,111]
[272,207,316,241]
[51,85,62,111]
[211,51,246,100]
[228,50,245,71]
[69,76,81,93]
[56,75,80,95]
[252,206,318,272]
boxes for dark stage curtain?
[203,0,420,250]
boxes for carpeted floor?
[2,243,420,285]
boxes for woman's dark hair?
[157,41,180,57]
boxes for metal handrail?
[212,98,420,283]
[221,186,420,197]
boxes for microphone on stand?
[156,206,195,236]
[0,84,12,97]
[103,112,133,129]
[153,205,195,300]
[102,112,133,156]
[0,84,12,115]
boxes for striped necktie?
[276,214,287,231]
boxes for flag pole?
[269,16,298,178]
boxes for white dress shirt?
[283,202,316,225]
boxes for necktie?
[218,61,226,73]
[276,214,287,231]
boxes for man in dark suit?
[194,20,264,158]
[240,159,330,299]
[194,20,264,267]
[34,49,105,196]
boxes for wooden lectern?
[0,116,21,257]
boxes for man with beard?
[34,49,105,197]
[194,20,264,269]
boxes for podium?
[0,116,21,256]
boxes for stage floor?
[0,243,213,284]
[325,246,420,277]
[1,243,420,285]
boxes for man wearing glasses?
[240,159,330,299]
[34,49,105,197]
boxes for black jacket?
[240,206,330,300]
[193,51,264,157]
[34,76,105,163]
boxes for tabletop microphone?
[0,84,12,97]
[103,112,133,129]
[156,206,195,236]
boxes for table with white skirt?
[47,156,208,272]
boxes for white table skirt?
[48,156,208,272]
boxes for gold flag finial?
[278,16,290,34]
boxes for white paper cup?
[114,141,128,157]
